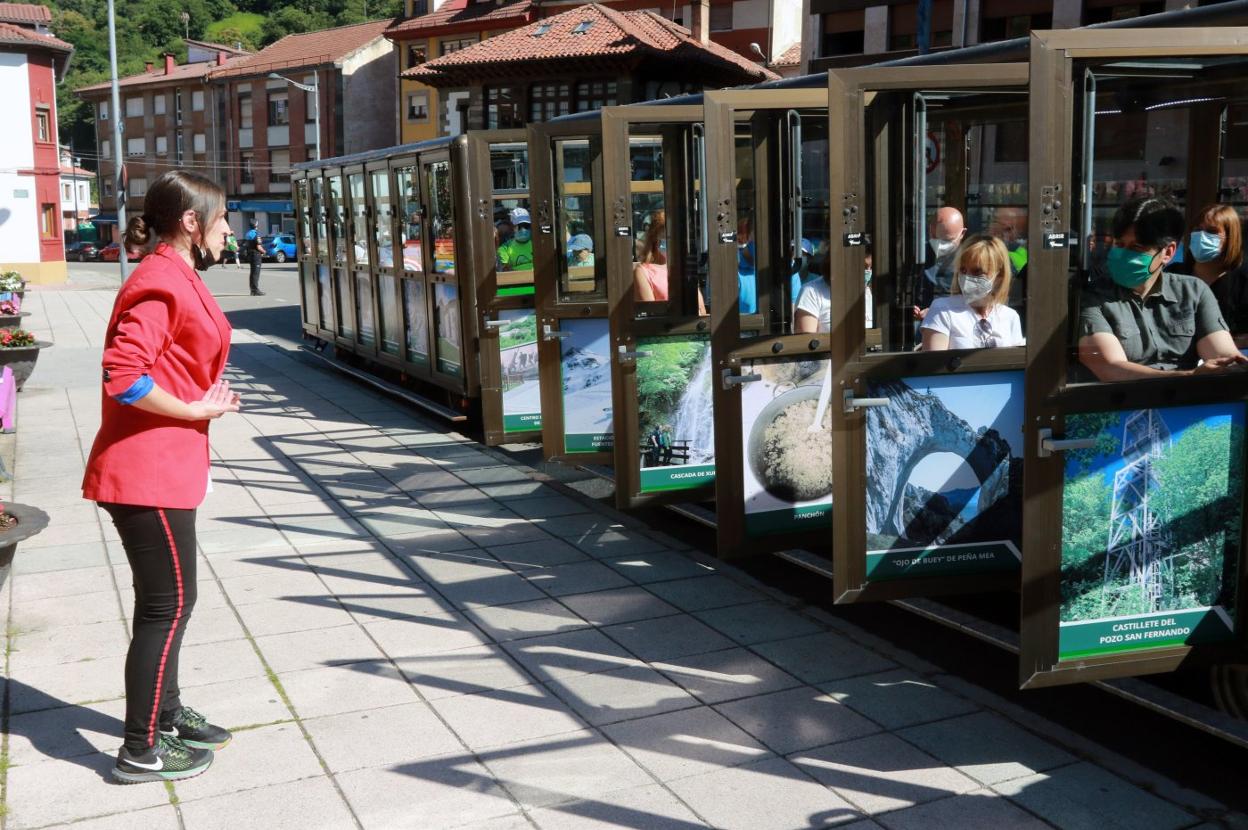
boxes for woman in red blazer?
[82,171,240,784]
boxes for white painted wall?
[0,173,40,262]
[770,0,803,61]
[0,53,32,171]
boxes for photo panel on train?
[1021,29,1248,688]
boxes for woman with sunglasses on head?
[1174,203,1248,348]
[920,234,1024,351]
[82,171,240,784]
[1078,197,1247,381]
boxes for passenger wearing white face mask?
[920,234,1024,351]
[913,206,966,321]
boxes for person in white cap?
[498,207,533,272]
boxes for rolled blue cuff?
[112,374,154,405]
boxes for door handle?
[617,345,653,361]
[843,390,890,414]
[1037,428,1097,458]
[721,368,762,390]
[542,325,569,341]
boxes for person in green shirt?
[1078,197,1247,381]
[497,207,533,273]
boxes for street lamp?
[269,72,320,163]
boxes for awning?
[90,213,118,224]
[227,200,293,214]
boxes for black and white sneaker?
[113,734,213,784]
[161,706,232,750]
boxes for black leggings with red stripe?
[101,504,198,752]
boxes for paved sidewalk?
[0,283,1238,829]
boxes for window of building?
[62,182,70,200]
[129,177,147,197]
[126,137,145,156]
[193,133,205,153]
[484,86,520,128]
[154,93,166,115]
[125,96,144,117]
[889,0,954,51]
[41,203,56,238]
[409,0,428,15]
[574,80,616,113]
[176,131,184,161]
[709,4,733,31]
[175,88,183,123]
[268,91,289,126]
[821,10,865,56]
[271,149,291,183]
[192,90,204,111]
[241,152,254,184]
[156,135,168,155]
[529,82,571,123]
[440,37,477,55]
[239,92,252,129]
[99,101,108,120]
[35,107,50,143]
[305,76,317,122]
[103,180,112,197]
[101,139,110,158]
[406,41,427,68]
[407,91,430,122]
[1083,1,1165,24]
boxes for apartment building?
[59,146,96,245]
[204,20,396,235]
[0,3,73,284]
[76,42,251,242]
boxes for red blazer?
[82,244,232,509]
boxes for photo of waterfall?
[636,335,716,492]
[498,310,541,433]
[741,358,833,536]
[864,371,1024,581]
[560,318,614,453]
[1057,403,1243,661]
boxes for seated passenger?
[737,216,757,313]
[794,252,832,334]
[864,251,874,329]
[1078,197,1247,380]
[633,209,669,301]
[567,233,595,267]
[789,237,816,316]
[497,207,533,272]
[920,235,1023,350]
[913,206,966,321]
[1174,203,1248,348]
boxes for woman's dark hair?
[1111,197,1185,249]
[123,171,226,254]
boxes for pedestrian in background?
[224,231,240,268]
[244,220,264,296]
[82,170,240,784]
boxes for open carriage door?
[703,88,833,560]
[601,105,712,510]
[829,64,1031,603]
[531,118,613,464]
[1021,29,1248,688]
[468,130,543,446]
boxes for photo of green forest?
[636,336,714,468]
[1060,405,1244,624]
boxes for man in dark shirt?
[244,220,264,297]
[1078,198,1245,380]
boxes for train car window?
[554,138,605,302]
[328,174,346,265]
[788,112,831,336]
[372,169,400,356]
[866,90,1027,354]
[372,170,393,269]
[491,142,534,293]
[1072,58,1248,384]
[734,125,757,329]
[349,172,369,268]
[428,160,462,376]
[311,177,328,260]
[690,125,711,309]
[395,166,423,273]
[428,162,456,277]
[296,178,311,259]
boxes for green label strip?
[865,541,1020,582]
[1058,607,1235,660]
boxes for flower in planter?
[0,299,20,315]
[0,272,25,293]
[0,330,36,348]
[0,503,15,531]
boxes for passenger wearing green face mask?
[1078,197,1247,381]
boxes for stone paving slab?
[0,284,1238,829]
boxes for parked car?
[65,241,100,262]
[264,233,297,263]
[98,244,146,263]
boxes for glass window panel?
[355,272,375,346]
[311,177,328,259]
[372,170,393,268]
[335,268,354,338]
[349,172,370,267]
[427,161,455,276]
[492,143,533,291]
[296,178,311,258]
[790,114,831,336]
[317,264,332,329]
[403,278,429,366]
[396,166,423,273]
[629,135,672,313]
[554,138,604,302]
[734,125,757,331]
[329,175,346,264]
[379,273,400,355]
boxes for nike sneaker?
[161,706,232,750]
[113,734,213,784]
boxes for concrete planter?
[0,341,51,391]
[0,312,31,330]
[0,503,49,590]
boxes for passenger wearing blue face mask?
[1174,203,1248,347]
[497,207,533,272]
[1078,197,1246,380]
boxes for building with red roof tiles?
[0,4,73,284]
[204,18,396,235]
[76,43,251,242]
[387,0,797,143]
